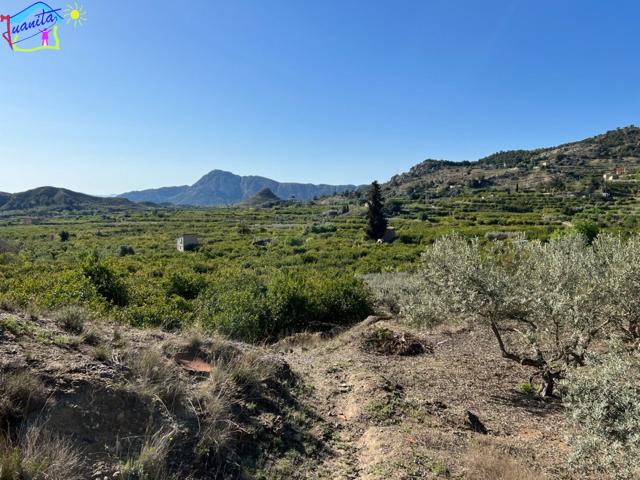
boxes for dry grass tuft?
[119,428,175,480]
[0,423,83,480]
[0,371,48,425]
[464,439,541,480]
[55,306,87,334]
[127,349,185,410]
[194,364,237,458]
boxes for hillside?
[0,192,10,208]
[384,126,640,199]
[119,169,356,206]
[239,187,283,207]
[118,185,189,204]
[0,187,135,212]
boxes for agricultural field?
[0,191,638,340]
[2,191,640,479]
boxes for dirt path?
[278,317,569,479]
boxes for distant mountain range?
[0,187,134,212]
[4,127,640,214]
[118,170,357,206]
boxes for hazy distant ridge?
[118,170,356,206]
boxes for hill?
[119,169,356,206]
[0,192,10,208]
[0,187,136,212]
[118,185,189,204]
[384,126,640,199]
[239,187,283,207]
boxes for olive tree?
[594,235,640,341]
[418,234,609,396]
[564,341,640,479]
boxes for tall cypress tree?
[366,181,387,240]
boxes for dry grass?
[0,424,83,480]
[119,428,175,480]
[194,364,237,458]
[54,306,86,334]
[127,349,185,410]
[464,439,541,480]
[0,371,47,425]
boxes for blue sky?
[1,0,640,194]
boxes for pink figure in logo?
[39,28,51,46]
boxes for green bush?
[574,220,600,244]
[116,245,135,257]
[55,305,86,334]
[304,223,337,235]
[565,341,640,479]
[165,272,205,300]
[81,252,129,307]
[197,271,372,342]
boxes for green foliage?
[565,341,640,479]
[366,181,387,240]
[369,234,640,396]
[0,195,636,342]
[59,230,70,242]
[197,271,372,342]
[55,305,86,334]
[304,223,337,234]
[574,220,600,244]
[116,245,135,257]
[165,271,206,300]
[81,252,129,307]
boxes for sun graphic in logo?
[64,3,87,27]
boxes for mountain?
[384,126,640,199]
[118,186,189,204]
[119,170,356,206]
[0,192,10,208]
[239,188,283,207]
[0,187,135,212]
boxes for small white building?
[177,234,199,252]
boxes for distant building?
[177,234,199,252]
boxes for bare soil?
[277,317,569,479]
[0,310,573,479]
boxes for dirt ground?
[276,317,569,479]
[0,310,573,479]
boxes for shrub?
[59,231,70,242]
[408,234,613,396]
[363,272,439,324]
[197,271,373,342]
[304,223,337,235]
[573,220,600,244]
[55,305,86,334]
[312,275,373,325]
[564,341,640,479]
[81,252,129,307]
[165,272,205,300]
[116,245,135,257]
[0,371,47,426]
[195,366,236,459]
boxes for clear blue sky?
[1,0,640,194]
